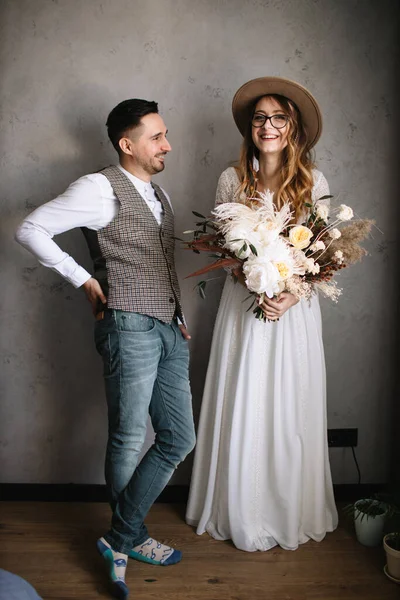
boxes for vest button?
[169,297,174,303]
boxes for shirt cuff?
[51,257,92,288]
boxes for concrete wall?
[1,0,399,485]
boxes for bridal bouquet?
[183,192,373,321]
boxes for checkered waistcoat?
[82,165,183,323]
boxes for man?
[16,99,196,600]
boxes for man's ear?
[118,137,134,156]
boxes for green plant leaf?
[249,244,258,256]
[192,211,206,218]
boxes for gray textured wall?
[1,0,399,486]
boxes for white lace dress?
[186,167,338,552]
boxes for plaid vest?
[81,165,183,323]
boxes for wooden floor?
[0,502,398,600]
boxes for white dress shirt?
[15,165,173,289]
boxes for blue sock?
[97,537,129,599]
[128,537,182,566]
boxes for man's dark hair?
[106,99,159,154]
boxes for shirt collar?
[117,164,152,194]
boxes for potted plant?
[344,497,390,547]
[383,532,400,583]
[351,498,389,547]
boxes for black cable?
[351,446,361,485]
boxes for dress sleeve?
[313,171,330,205]
[215,168,239,207]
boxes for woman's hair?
[236,94,315,220]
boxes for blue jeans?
[94,310,195,554]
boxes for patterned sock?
[128,537,182,566]
[96,537,129,600]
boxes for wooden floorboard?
[0,502,398,599]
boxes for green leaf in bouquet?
[304,202,313,208]
[244,295,256,312]
[238,242,248,256]
[249,244,258,256]
[318,195,333,200]
[193,280,207,299]
[192,211,206,218]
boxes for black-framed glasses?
[251,113,289,129]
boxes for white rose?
[316,204,329,221]
[310,240,326,252]
[288,225,313,250]
[243,256,281,298]
[328,228,341,240]
[338,204,354,221]
[224,227,257,259]
[253,221,280,246]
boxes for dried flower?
[305,258,320,274]
[316,204,329,221]
[338,204,354,221]
[329,228,341,240]
[310,240,326,252]
[334,250,344,264]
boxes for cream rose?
[273,261,293,280]
[288,225,313,250]
[338,204,354,221]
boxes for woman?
[186,77,338,552]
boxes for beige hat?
[232,76,322,148]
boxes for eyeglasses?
[251,113,290,129]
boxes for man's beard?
[143,156,165,175]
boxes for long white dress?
[186,167,338,552]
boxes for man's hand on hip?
[82,277,107,315]
[179,325,191,340]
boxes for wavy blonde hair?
[236,94,315,220]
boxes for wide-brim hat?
[232,76,322,148]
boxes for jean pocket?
[117,312,156,333]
